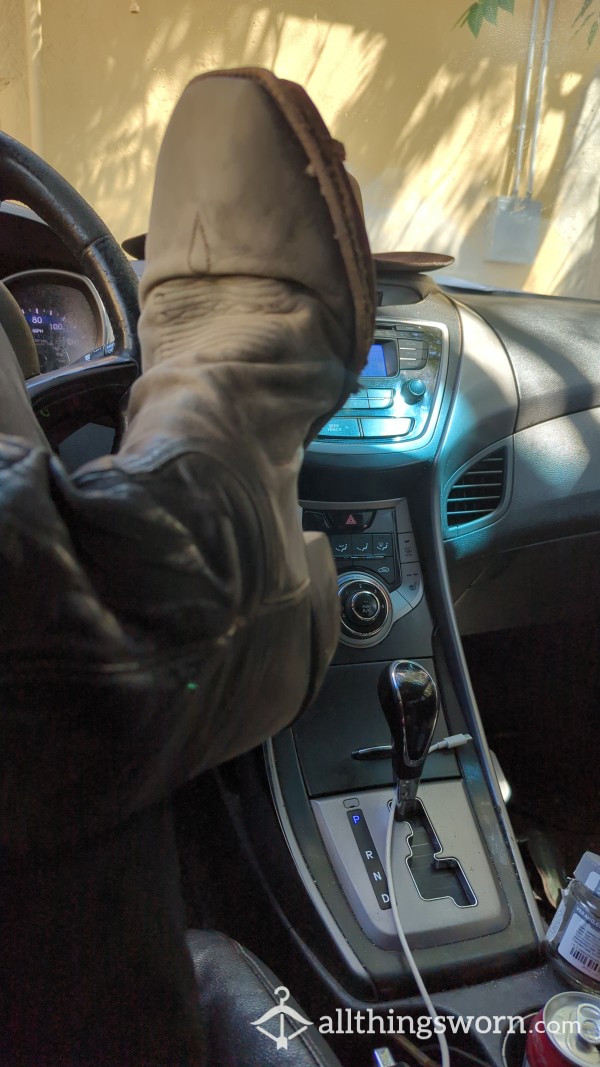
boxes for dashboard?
[3,198,600,641]
[3,267,109,373]
[302,270,600,643]
[3,194,600,625]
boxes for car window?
[3,0,599,299]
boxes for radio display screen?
[361,341,397,377]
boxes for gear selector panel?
[312,783,507,951]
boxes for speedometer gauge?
[2,269,106,374]
[20,303,76,373]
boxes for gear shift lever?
[377,660,439,821]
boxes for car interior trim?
[264,737,373,986]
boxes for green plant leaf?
[457,0,515,35]
[454,0,599,46]
[467,3,485,36]
[453,6,473,30]
[574,10,596,36]
[482,0,499,25]
[573,0,594,28]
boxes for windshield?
[5,0,599,299]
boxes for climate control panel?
[302,501,424,646]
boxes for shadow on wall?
[37,0,600,299]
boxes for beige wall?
[0,0,30,143]
[3,0,600,298]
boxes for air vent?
[446,449,506,528]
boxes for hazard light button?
[327,510,375,531]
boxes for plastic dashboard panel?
[442,290,600,558]
[439,288,600,634]
[463,291,600,432]
[437,301,519,494]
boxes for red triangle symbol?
[345,514,358,526]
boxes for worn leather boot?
[0,68,374,849]
[137,68,374,394]
[127,71,374,458]
[0,71,374,1066]
[121,67,376,730]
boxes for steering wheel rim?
[0,130,140,446]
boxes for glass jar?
[545,879,600,993]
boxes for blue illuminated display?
[362,343,387,377]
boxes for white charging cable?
[428,733,472,754]
[384,797,451,1067]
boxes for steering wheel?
[0,131,140,449]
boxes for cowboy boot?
[113,67,376,767]
[0,69,374,857]
[0,71,374,1066]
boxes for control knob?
[338,573,392,641]
[402,378,427,405]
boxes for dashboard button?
[401,562,423,606]
[373,534,393,555]
[351,534,373,558]
[328,510,374,531]
[342,395,369,409]
[366,389,393,400]
[372,557,396,586]
[348,590,381,621]
[318,418,361,438]
[398,532,419,563]
[360,418,413,438]
[368,397,393,409]
[399,354,427,370]
[331,535,352,558]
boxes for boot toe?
[142,69,374,375]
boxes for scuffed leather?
[0,432,334,852]
[0,426,337,1064]
[186,930,343,1067]
[0,68,375,1065]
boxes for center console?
[313,316,446,450]
[226,270,570,1066]
[270,489,539,995]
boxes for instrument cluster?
[3,269,107,374]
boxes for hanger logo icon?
[251,986,313,1052]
